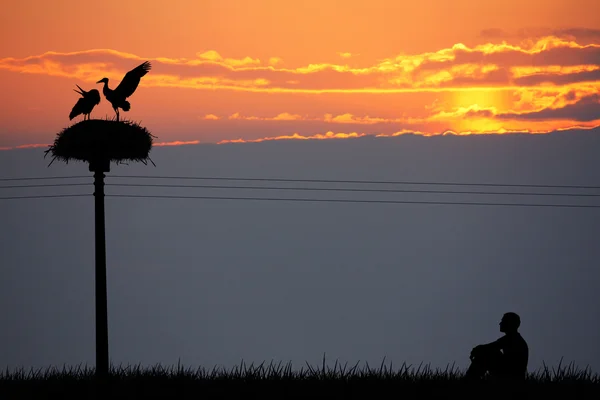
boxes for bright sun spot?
[448,89,512,133]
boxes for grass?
[1,357,598,398]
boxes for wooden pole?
[92,160,109,379]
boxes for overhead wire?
[2,174,600,190]
[1,174,598,208]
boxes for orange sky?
[1,0,599,149]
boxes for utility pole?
[90,158,110,380]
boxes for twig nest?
[44,119,155,171]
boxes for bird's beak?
[96,79,103,84]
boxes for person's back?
[466,312,529,381]
[494,330,529,379]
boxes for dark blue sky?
[1,129,599,374]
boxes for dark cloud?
[464,109,495,118]
[479,28,510,38]
[514,69,600,86]
[438,68,512,87]
[557,28,600,40]
[496,94,600,121]
[452,46,600,68]
[479,27,600,42]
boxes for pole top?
[89,159,110,173]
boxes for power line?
[0,183,91,189]
[1,182,597,198]
[104,194,600,209]
[0,194,91,200]
[0,176,89,182]
[104,183,600,198]
[2,174,600,191]
[106,175,600,190]
[2,192,597,208]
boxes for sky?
[1,0,600,149]
[1,0,600,375]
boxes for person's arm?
[471,336,505,358]
[482,336,505,351]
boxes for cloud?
[323,113,400,124]
[555,28,600,41]
[196,50,261,67]
[338,52,359,59]
[202,114,220,120]
[17,143,49,149]
[496,94,600,122]
[479,28,510,38]
[429,105,497,120]
[271,112,303,121]
[218,132,368,144]
[0,143,50,151]
[213,112,422,125]
[1,37,599,93]
[480,27,600,43]
[5,125,600,151]
[217,124,600,144]
[514,68,600,86]
[195,100,600,130]
[228,112,304,121]
[414,39,600,73]
[154,140,201,147]
[430,90,600,123]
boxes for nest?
[44,119,156,170]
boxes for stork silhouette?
[96,61,151,122]
[69,85,101,121]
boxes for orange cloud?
[496,93,600,121]
[202,114,220,120]
[480,28,600,44]
[4,124,599,151]
[216,112,421,125]
[2,37,599,93]
[228,112,304,121]
[0,143,50,151]
[218,131,368,144]
[436,92,600,123]
[216,124,600,145]
[324,113,414,124]
[154,140,200,146]
[196,50,261,67]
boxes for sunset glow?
[1,0,599,149]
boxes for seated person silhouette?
[465,312,529,381]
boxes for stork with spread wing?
[97,61,151,122]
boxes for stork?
[96,61,151,122]
[69,84,101,121]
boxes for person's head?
[499,312,521,333]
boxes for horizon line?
[1,124,599,152]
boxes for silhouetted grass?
[1,357,598,398]
[43,118,155,168]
